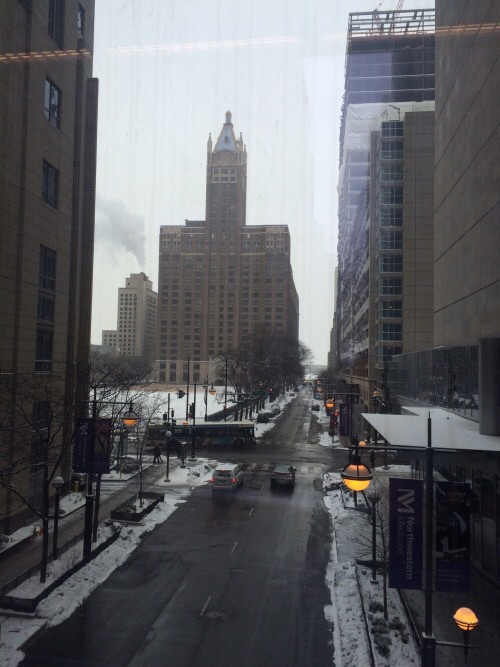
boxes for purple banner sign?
[338,403,351,436]
[389,478,423,589]
[435,481,471,592]
[73,417,113,475]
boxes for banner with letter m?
[389,478,423,589]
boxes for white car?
[211,463,244,492]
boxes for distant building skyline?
[101,272,157,362]
[155,112,299,384]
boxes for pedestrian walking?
[153,444,162,463]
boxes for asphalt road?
[20,391,336,667]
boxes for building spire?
[213,110,239,153]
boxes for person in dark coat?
[153,444,162,463]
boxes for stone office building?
[156,112,299,384]
[0,1,98,531]
[102,273,157,364]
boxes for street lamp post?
[224,358,228,422]
[82,398,137,561]
[164,430,172,482]
[203,379,209,422]
[368,490,381,583]
[51,475,64,560]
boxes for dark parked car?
[271,465,296,489]
[312,403,320,411]
[257,411,272,423]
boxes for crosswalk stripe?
[243,463,324,474]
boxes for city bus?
[170,421,256,449]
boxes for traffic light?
[178,390,185,399]
[188,403,195,419]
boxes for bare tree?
[0,369,82,581]
[0,354,153,581]
[354,482,391,620]
[221,330,312,398]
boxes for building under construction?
[333,8,436,420]
[340,8,435,161]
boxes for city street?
[18,393,335,667]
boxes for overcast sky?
[91,0,433,363]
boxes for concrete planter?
[109,492,164,523]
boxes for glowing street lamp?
[122,403,138,428]
[453,607,479,660]
[341,460,372,492]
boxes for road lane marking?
[230,541,238,554]
[249,507,254,517]
[200,595,212,617]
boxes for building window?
[77,3,85,38]
[37,295,55,322]
[380,277,402,295]
[380,300,402,318]
[381,121,404,138]
[35,329,53,372]
[380,230,403,250]
[381,140,403,160]
[39,246,56,290]
[42,160,58,208]
[376,346,402,362]
[380,208,403,226]
[379,323,403,341]
[44,79,61,128]
[48,0,65,48]
[381,186,403,205]
[381,163,403,182]
[380,255,403,273]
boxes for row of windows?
[381,140,404,160]
[380,163,403,182]
[380,185,403,205]
[379,323,403,341]
[380,300,402,318]
[380,277,402,295]
[380,230,403,249]
[381,208,403,226]
[380,255,403,273]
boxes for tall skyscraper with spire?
[156,112,299,384]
